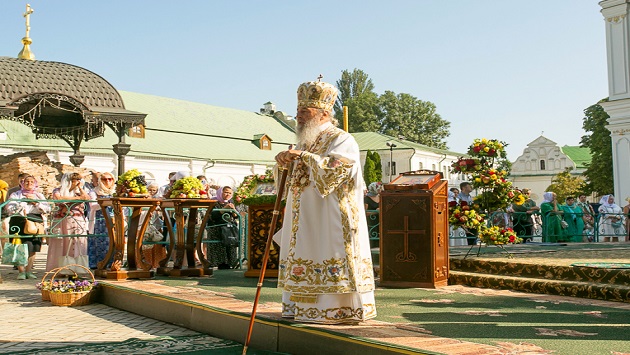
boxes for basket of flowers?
[169,176,207,198]
[47,264,99,307]
[115,169,149,198]
[478,225,522,245]
[37,267,63,301]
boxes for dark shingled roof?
[0,56,124,110]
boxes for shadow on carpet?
[4,335,286,355]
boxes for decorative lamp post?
[386,141,397,182]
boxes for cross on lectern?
[389,215,424,262]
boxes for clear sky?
[0,1,608,160]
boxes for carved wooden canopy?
[0,56,146,158]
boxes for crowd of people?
[0,171,240,280]
[444,180,630,244]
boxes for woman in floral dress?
[47,172,91,272]
[87,172,116,269]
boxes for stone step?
[449,270,630,303]
[450,258,630,286]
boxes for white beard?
[296,119,320,148]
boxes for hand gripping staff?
[242,165,289,354]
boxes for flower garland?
[235,169,278,206]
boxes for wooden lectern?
[379,170,449,288]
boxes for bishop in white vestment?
[274,79,376,324]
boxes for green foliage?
[334,69,451,150]
[371,151,383,182]
[363,152,377,186]
[377,91,450,149]
[334,69,380,132]
[546,167,587,202]
[580,99,613,195]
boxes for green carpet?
[160,270,630,355]
[4,335,286,354]
[571,262,630,269]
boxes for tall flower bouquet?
[450,137,523,246]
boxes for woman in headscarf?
[560,196,585,243]
[205,186,239,269]
[364,182,381,211]
[47,172,91,272]
[5,175,50,280]
[598,195,624,242]
[87,172,116,269]
[540,192,563,243]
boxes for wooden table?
[157,199,216,277]
[96,197,161,280]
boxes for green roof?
[561,145,592,169]
[351,131,464,156]
[0,91,296,165]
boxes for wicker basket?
[39,267,62,301]
[48,264,96,307]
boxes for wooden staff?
[242,166,289,355]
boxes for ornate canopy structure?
[0,56,146,173]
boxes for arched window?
[540,160,546,170]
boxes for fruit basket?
[115,169,149,197]
[169,176,208,198]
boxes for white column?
[600,0,630,201]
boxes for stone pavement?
[0,246,203,354]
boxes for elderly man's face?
[296,107,325,126]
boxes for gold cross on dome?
[23,4,34,38]
[317,74,323,82]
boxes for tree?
[363,151,377,185]
[377,91,450,149]
[546,167,587,202]
[580,99,613,195]
[371,151,383,182]
[334,69,380,132]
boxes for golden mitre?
[297,78,338,111]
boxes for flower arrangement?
[478,225,521,245]
[115,169,148,197]
[50,279,98,293]
[450,158,482,174]
[169,176,207,198]
[448,200,485,230]
[235,169,277,205]
[467,138,507,158]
